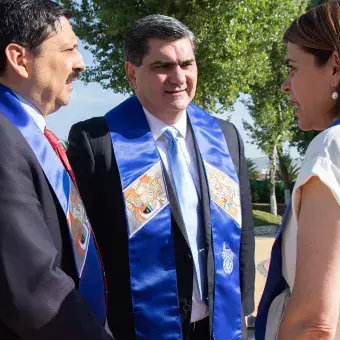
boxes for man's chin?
[166,98,191,110]
[54,96,71,111]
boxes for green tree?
[309,0,327,7]
[276,149,300,203]
[62,0,308,215]
[61,0,303,112]
[290,122,319,156]
[246,158,261,180]
[243,0,307,215]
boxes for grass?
[253,210,282,227]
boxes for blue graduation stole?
[255,204,290,340]
[255,118,340,339]
[0,85,106,325]
[105,97,243,339]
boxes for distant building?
[251,156,302,180]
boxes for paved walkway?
[254,235,275,314]
[247,227,276,339]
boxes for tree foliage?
[61,0,305,112]
[246,158,261,180]
[242,0,308,213]
[290,123,319,155]
[277,153,300,183]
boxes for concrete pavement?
[247,228,276,339]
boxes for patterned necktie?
[44,128,77,185]
[44,127,108,306]
[164,126,206,300]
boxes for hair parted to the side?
[124,14,196,66]
[284,0,340,66]
[0,0,72,74]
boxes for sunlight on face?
[281,42,336,131]
[127,37,197,121]
[27,16,86,115]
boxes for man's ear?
[125,61,137,90]
[331,51,340,88]
[4,43,29,78]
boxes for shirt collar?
[143,107,187,141]
[13,91,46,132]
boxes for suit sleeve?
[0,130,112,339]
[67,123,99,234]
[234,125,256,316]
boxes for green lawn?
[253,209,282,227]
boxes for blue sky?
[46,42,290,159]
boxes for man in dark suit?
[0,1,112,339]
[68,14,255,340]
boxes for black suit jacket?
[67,111,255,340]
[0,113,112,340]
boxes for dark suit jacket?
[67,110,255,340]
[0,113,112,340]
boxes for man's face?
[26,16,85,115]
[126,37,197,119]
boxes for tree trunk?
[277,145,291,204]
[284,189,290,205]
[281,164,291,205]
[268,146,277,215]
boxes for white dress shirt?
[13,91,46,132]
[144,108,209,322]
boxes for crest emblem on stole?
[204,161,242,227]
[221,242,235,275]
[67,181,91,276]
[123,162,168,237]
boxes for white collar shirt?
[13,91,46,132]
[143,108,208,323]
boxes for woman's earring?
[332,90,339,100]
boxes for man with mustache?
[0,1,112,339]
[68,14,255,340]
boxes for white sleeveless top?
[266,124,340,339]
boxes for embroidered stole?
[105,97,243,339]
[0,85,106,325]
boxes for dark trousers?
[189,318,210,340]
[189,316,248,340]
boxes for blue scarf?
[0,85,106,325]
[105,97,243,339]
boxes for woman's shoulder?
[304,125,340,163]
[293,125,340,220]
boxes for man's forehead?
[43,17,78,46]
[143,37,195,62]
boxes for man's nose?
[74,50,86,72]
[169,65,186,86]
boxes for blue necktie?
[164,126,206,300]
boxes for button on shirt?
[144,108,209,322]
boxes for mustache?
[66,70,81,83]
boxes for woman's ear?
[331,51,340,88]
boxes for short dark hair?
[124,14,196,66]
[0,0,72,74]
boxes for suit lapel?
[191,124,215,335]
[193,136,212,249]
[162,166,190,246]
